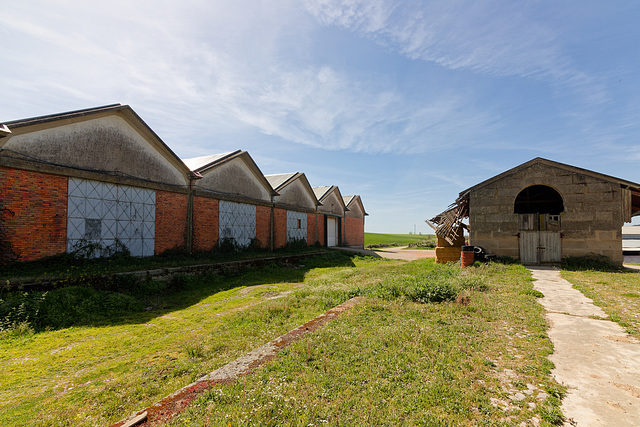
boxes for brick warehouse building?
[0,105,367,263]
[265,172,322,248]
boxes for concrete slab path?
[529,266,640,426]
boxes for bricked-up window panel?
[218,200,256,247]
[286,210,307,242]
[67,178,155,257]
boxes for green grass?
[1,254,564,426]
[364,232,436,249]
[0,253,355,426]
[170,262,563,426]
[562,268,640,337]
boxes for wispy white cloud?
[1,0,500,156]
[305,0,566,79]
[303,0,615,119]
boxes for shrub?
[0,290,47,332]
[407,241,436,249]
[284,238,307,250]
[561,253,620,271]
[218,237,239,253]
[407,279,458,303]
[493,256,520,265]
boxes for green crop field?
[364,232,436,248]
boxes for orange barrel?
[460,245,475,267]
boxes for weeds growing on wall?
[284,238,307,250]
[69,238,131,260]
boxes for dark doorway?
[515,185,564,265]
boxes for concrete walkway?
[529,266,640,426]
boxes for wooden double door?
[518,214,562,265]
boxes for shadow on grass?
[0,246,329,283]
[0,252,356,333]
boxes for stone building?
[430,158,640,265]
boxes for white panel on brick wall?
[67,178,155,257]
[219,200,256,248]
[286,211,307,242]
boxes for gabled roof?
[1,104,122,129]
[183,151,240,172]
[265,172,299,192]
[313,185,348,212]
[182,149,277,197]
[462,157,640,195]
[265,172,321,204]
[460,157,640,218]
[343,195,368,216]
[313,186,332,201]
[0,104,192,181]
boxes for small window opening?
[297,219,302,229]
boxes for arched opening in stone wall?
[514,185,564,214]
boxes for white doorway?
[327,217,338,247]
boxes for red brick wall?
[306,213,315,245]
[344,216,364,247]
[0,167,68,262]
[193,196,219,252]
[308,213,325,246]
[155,191,188,254]
[256,205,271,249]
[273,207,287,249]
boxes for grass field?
[1,253,565,426]
[562,268,640,338]
[364,232,436,248]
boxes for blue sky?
[2,1,640,232]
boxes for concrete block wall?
[155,191,188,254]
[470,163,625,263]
[193,196,219,252]
[0,167,68,262]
